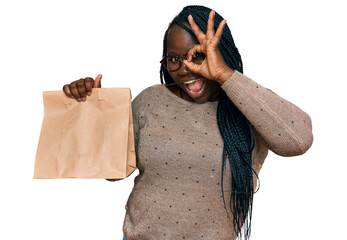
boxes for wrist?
[216,68,234,85]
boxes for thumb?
[93,74,102,88]
[183,60,200,75]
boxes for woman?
[63,5,313,240]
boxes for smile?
[182,78,206,98]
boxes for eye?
[192,52,205,63]
[192,52,200,58]
[167,56,180,63]
[192,52,205,59]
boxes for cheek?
[168,72,180,84]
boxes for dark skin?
[63,75,102,102]
[165,12,234,103]
[165,23,222,103]
[63,10,234,103]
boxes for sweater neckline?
[159,84,219,107]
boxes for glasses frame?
[160,53,205,72]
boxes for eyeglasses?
[160,52,205,72]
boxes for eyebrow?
[166,51,179,56]
[167,44,196,56]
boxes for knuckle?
[70,83,77,89]
[77,81,85,88]
[85,78,94,86]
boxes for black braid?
[160,5,258,240]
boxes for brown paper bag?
[34,88,136,179]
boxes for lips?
[182,78,206,98]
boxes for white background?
[0,0,346,239]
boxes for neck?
[179,87,194,102]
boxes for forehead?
[166,24,198,55]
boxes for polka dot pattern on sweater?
[124,86,233,239]
[124,70,312,239]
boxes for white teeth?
[183,79,199,84]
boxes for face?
[166,24,221,104]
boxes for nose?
[177,57,190,75]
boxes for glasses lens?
[162,53,205,72]
[166,56,180,71]
[192,53,205,64]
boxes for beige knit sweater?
[123,71,313,240]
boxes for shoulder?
[132,84,168,110]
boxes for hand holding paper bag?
[62,74,102,102]
[34,76,136,179]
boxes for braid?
[160,5,258,240]
[160,29,174,85]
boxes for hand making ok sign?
[183,10,234,85]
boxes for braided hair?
[160,5,258,240]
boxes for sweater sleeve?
[221,71,313,157]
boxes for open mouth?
[182,78,206,98]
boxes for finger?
[93,74,102,88]
[69,81,81,101]
[76,79,87,101]
[206,10,215,40]
[186,44,203,62]
[211,19,226,48]
[183,59,201,75]
[84,77,94,96]
[187,15,205,43]
[63,84,73,98]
